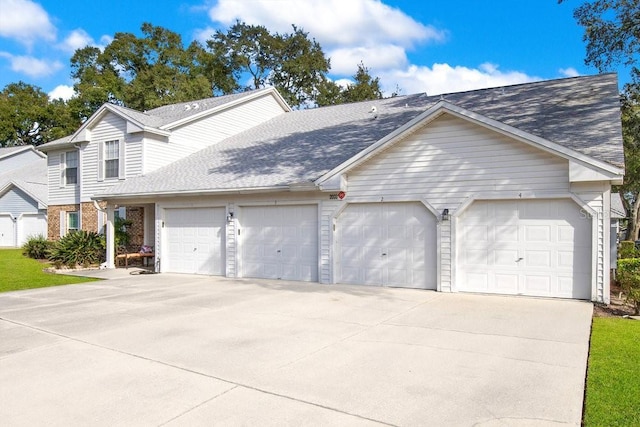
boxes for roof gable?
[38,87,291,152]
[317,100,623,186]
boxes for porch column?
[105,204,116,269]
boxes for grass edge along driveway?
[0,248,100,293]
[583,317,640,426]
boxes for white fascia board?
[160,87,292,131]
[316,100,624,185]
[570,161,623,184]
[125,120,171,137]
[92,185,290,201]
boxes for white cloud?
[0,52,63,77]
[208,0,445,49]
[59,29,94,54]
[0,0,56,46]
[194,26,217,44]
[380,63,539,96]
[559,67,580,78]
[328,44,408,75]
[48,84,75,101]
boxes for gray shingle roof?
[0,145,36,159]
[37,88,272,152]
[0,158,48,205]
[101,74,624,198]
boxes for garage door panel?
[165,207,225,275]
[337,202,436,289]
[0,215,15,247]
[495,249,518,265]
[241,205,318,282]
[525,250,551,267]
[458,199,591,299]
[495,274,518,292]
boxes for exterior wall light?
[442,208,450,221]
[227,212,234,222]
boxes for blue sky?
[0,0,631,100]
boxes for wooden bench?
[116,252,155,268]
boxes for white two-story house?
[37,88,290,249]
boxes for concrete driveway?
[0,271,592,426]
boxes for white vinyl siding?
[48,150,79,205]
[81,112,127,201]
[0,187,38,217]
[347,114,569,211]
[144,94,286,174]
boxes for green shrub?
[48,230,106,268]
[616,258,640,315]
[619,241,638,259]
[22,235,52,259]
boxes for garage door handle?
[382,253,387,256]
[516,257,523,262]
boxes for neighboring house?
[37,88,291,247]
[0,146,48,247]
[94,74,623,303]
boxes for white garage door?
[337,202,437,289]
[18,213,47,246]
[458,199,592,299]
[0,214,15,247]
[164,207,225,275]
[240,205,318,281]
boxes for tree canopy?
[1,21,387,147]
[565,0,640,238]
[0,82,78,147]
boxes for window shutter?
[118,139,125,179]
[97,141,104,182]
[60,211,66,237]
[97,209,104,234]
[59,153,65,188]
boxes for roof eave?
[92,185,292,201]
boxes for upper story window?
[104,140,120,179]
[99,139,124,181]
[64,151,78,185]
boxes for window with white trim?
[67,211,79,233]
[104,140,119,179]
[65,151,78,185]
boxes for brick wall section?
[126,206,145,248]
[80,202,101,233]
[47,204,79,241]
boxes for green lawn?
[0,248,100,292]
[584,317,640,426]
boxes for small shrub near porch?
[46,231,106,268]
[616,257,640,315]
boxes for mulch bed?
[593,283,637,317]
